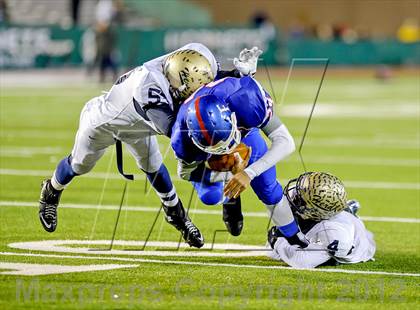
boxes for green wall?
[0,25,418,69]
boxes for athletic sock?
[266,196,299,238]
[51,156,78,190]
[145,164,179,207]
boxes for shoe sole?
[38,210,56,232]
[224,220,243,236]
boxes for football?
[206,143,251,171]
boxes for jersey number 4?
[327,240,339,256]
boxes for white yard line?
[280,102,420,119]
[290,156,419,167]
[1,200,419,224]
[1,168,419,190]
[1,147,419,167]
[0,251,418,278]
[0,262,137,276]
[0,168,126,180]
[1,133,418,149]
[8,240,268,258]
[1,145,419,167]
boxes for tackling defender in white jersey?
[38,43,262,248]
[268,172,376,268]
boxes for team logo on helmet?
[285,172,348,221]
[186,95,241,155]
[163,50,214,99]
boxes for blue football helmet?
[186,94,241,155]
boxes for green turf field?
[0,70,419,309]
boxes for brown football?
[206,143,251,172]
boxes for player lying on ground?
[38,43,262,248]
[171,76,308,247]
[267,172,376,268]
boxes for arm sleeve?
[177,160,232,182]
[269,238,332,268]
[244,115,296,180]
[144,104,176,137]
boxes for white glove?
[233,46,263,76]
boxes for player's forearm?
[244,123,295,180]
[177,160,231,182]
[270,238,330,268]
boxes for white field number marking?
[0,262,137,276]
[8,240,268,258]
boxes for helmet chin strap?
[170,84,187,100]
[178,84,187,93]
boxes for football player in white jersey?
[267,172,376,268]
[38,43,262,248]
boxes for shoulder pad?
[133,69,173,110]
[226,77,272,129]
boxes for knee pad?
[200,190,223,206]
[139,150,163,173]
[71,158,96,175]
[258,183,283,205]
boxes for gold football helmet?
[285,172,347,221]
[163,49,214,99]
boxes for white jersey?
[269,211,376,268]
[87,43,218,134]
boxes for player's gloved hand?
[268,226,309,249]
[233,46,263,77]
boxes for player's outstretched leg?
[162,201,204,248]
[146,164,204,248]
[39,156,78,232]
[222,197,243,236]
[265,197,309,248]
[190,180,243,237]
[39,179,63,232]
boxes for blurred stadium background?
[0,0,419,72]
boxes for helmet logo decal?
[216,104,230,114]
[194,97,212,145]
[178,67,190,86]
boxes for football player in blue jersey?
[171,76,309,247]
[38,44,262,249]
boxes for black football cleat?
[267,226,282,249]
[163,201,204,248]
[222,197,243,236]
[267,226,309,249]
[39,179,62,232]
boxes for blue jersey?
[171,76,274,163]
